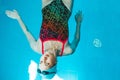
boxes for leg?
[62,0,74,11]
[42,0,54,9]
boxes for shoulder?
[42,0,53,9]
[33,39,42,54]
[63,41,73,56]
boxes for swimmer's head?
[38,50,57,79]
[39,50,57,70]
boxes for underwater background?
[0,0,120,80]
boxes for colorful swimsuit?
[40,0,71,56]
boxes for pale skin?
[5,0,83,71]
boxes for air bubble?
[93,38,102,48]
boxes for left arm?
[5,10,42,54]
[63,11,83,55]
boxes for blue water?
[0,0,120,80]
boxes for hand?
[5,9,20,20]
[75,11,83,24]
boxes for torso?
[44,41,63,51]
[40,0,71,56]
[42,40,67,56]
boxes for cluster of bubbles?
[93,38,102,48]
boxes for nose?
[44,56,47,61]
[43,57,47,66]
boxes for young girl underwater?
[5,0,83,79]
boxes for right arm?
[63,11,83,56]
[5,10,42,54]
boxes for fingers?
[5,10,10,15]
[13,9,18,13]
[78,10,82,14]
[5,9,20,19]
[75,11,81,19]
[75,10,83,23]
[5,10,12,17]
[13,9,16,12]
[5,9,17,16]
[76,10,82,17]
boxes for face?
[39,52,56,71]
